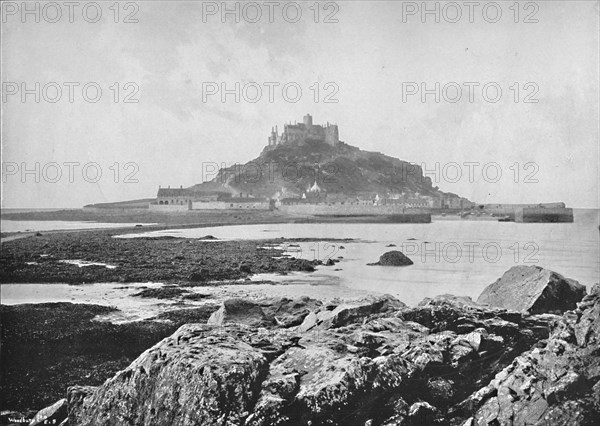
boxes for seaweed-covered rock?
[368,251,413,266]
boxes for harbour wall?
[279,204,429,216]
[515,208,574,223]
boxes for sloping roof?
[157,188,194,197]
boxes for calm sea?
[2,209,598,317]
[119,209,599,305]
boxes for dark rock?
[239,262,252,273]
[0,302,181,412]
[132,286,188,299]
[368,250,414,266]
[293,258,317,272]
[181,292,211,301]
[188,268,209,282]
[477,265,587,314]
[150,305,220,325]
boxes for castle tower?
[267,126,278,146]
[303,114,313,128]
[325,124,339,146]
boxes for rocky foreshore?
[0,230,351,284]
[7,267,598,426]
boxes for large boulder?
[295,295,407,331]
[368,251,414,266]
[71,324,269,426]
[477,265,586,314]
[207,298,273,328]
[261,296,323,328]
[460,291,600,426]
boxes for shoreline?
[2,212,598,422]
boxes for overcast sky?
[1,1,598,208]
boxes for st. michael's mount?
[151,114,472,219]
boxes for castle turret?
[268,126,278,146]
[303,114,313,127]
[325,124,339,146]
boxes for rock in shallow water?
[368,250,413,266]
[477,265,586,314]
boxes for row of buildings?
[150,182,472,213]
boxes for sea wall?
[483,202,566,215]
[515,207,574,223]
[191,201,270,210]
[148,204,189,212]
[279,204,429,216]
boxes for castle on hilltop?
[266,114,339,149]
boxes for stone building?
[267,114,339,149]
[155,186,194,206]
